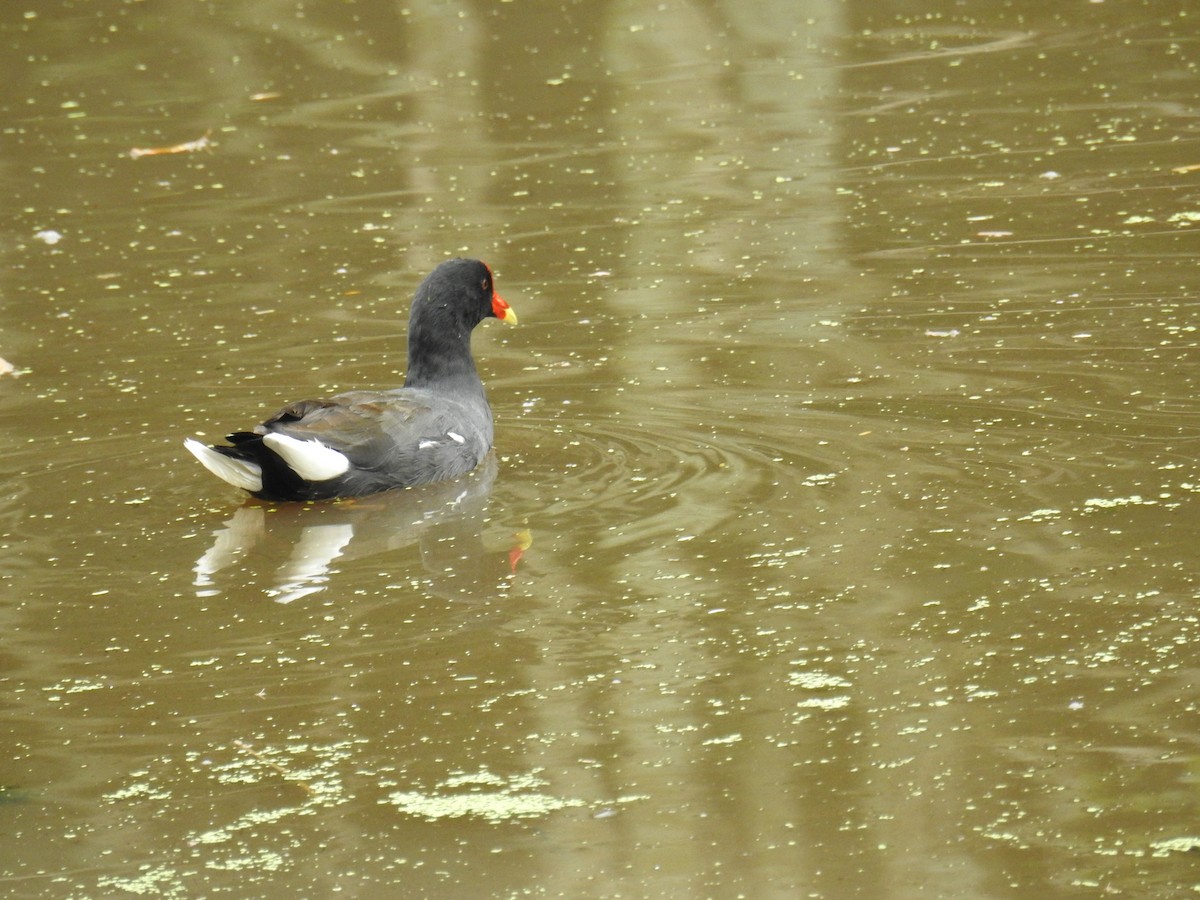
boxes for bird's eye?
[481,278,490,292]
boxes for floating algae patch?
[1150,837,1200,856]
[190,805,304,847]
[97,866,188,898]
[788,670,853,711]
[205,849,290,872]
[787,671,851,691]
[384,769,586,823]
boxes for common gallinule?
[184,257,517,501]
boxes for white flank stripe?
[263,433,351,481]
[446,431,466,444]
[184,438,264,493]
[418,439,438,449]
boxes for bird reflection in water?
[192,454,527,603]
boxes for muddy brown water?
[1,1,1197,897]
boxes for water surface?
[1,1,1197,897]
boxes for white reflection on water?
[189,454,520,604]
[195,510,355,604]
